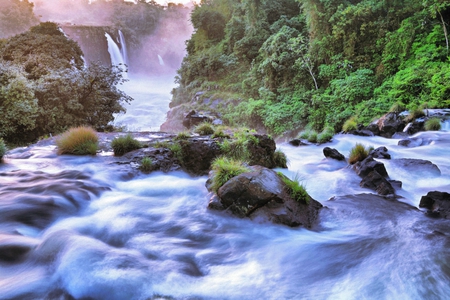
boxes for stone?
[182,110,210,129]
[369,146,391,159]
[289,139,308,147]
[323,147,345,161]
[354,156,388,178]
[360,171,396,196]
[377,112,405,138]
[390,158,441,177]
[419,191,450,218]
[211,166,322,228]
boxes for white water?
[118,30,129,66]
[1,129,450,299]
[158,54,165,66]
[105,32,127,74]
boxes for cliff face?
[61,25,111,66]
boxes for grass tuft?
[175,131,191,140]
[194,122,215,135]
[273,149,288,168]
[56,126,98,155]
[211,156,250,192]
[424,118,441,131]
[348,143,371,164]
[317,126,334,143]
[111,134,142,156]
[278,172,309,204]
[342,117,358,132]
[139,157,153,172]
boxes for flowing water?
[1,70,450,299]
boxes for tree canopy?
[172,0,450,135]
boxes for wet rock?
[160,105,188,132]
[360,171,395,196]
[354,156,388,178]
[209,166,322,228]
[246,134,277,168]
[323,147,345,161]
[177,138,222,175]
[398,138,423,148]
[391,158,441,177]
[419,191,450,218]
[403,121,424,135]
[349,129,374,137]
[369,146,391,159]
[182,110,211,129]
[365,122,380,136]
[288,139,308,147]
[377,112,405,138]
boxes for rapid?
[1,90,450,299]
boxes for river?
[0,79,450,299]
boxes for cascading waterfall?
[118,30,128,66]
[105,32,126,68]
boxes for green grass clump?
[212,127,230,139]
[424,118,441,131]
[389,102,406,113]
[111,134,142,156]
[175,131,191,140]
[273,149,288,168]
[405,108,426,122]
[153,140,170,148]
[211,156,250,192]
[139,157,153,172]
[298,129,311,139]
[56,126,98,155]
[342,117,358,132]
[169,142,183,162]
[0,138,6,160]
[317,126,334,143]
[278,172,309,204]
[348,143,371,164]
[194,122,215,135]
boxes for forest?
[172,0,450,136]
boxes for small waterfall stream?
[118,30,128,66]
[105,32,126,68]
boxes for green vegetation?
[56,126,98,155]
[273,150,288,168]
[139,157,153,172]
[0,138,6,160]
[111,134,142,156]
[342,118,358,133]
[0,22,132,144]
[317,127,334,143]
[348,143,372,164]
[219,130,258,161]
[425,118,442,131]
[194,122,215,135]
[0,0,38,38]
[171,0,450,136]
[278,172,309,204]
[175,131,191,140]
[210,157,250,192]
[169,142,183,162]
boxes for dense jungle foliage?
[172,0,450,135]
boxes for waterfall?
[105,32,126,67]
[157,54,165,66]
[118,30,128,66]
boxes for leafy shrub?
[56,126,98,155]
[278,172,309,204]
[175,131,191,140]
[273,149,288,168]
[211,156,250,192]
[194,122,215,135]
[424,118,441,131]
[111,134,142,156]
[342,117,358,132]
[139,157,153,172]
[317,126,334,143]
[349,143,371,164]
[0,138,6,160]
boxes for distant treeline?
[172,0,450,135]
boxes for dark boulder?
[398,138,423,148]
[209,166,322,228]
[390,158,441,177]
[182,110,210,129]
[404,121,424,135]
[349,129,374,137]
[377,112,405,138]
[323,147,345,161]
[369,146,391,159]
[354,156,388,178]
[360,171,396,196]
[288,139,308,147]
[365,122,380,136]
[246,134,277,168]
[419,191,450,218]
[177,138,222,175]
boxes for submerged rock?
[323,147,345,161]
[391,158,441,177]
[207,166,322,228]
[419,191,450,218]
